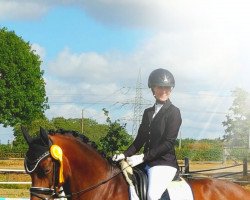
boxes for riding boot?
[159,190,170,200]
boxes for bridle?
[25,151,64,200]
[25,152,124,200]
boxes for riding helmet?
[148,68,175,88]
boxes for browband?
[24,151,50,173]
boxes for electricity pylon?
[132,69,143,137]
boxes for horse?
[22,127,250,200]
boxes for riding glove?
[126,154,144,167]
[112,153,125,162]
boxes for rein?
[63,169,123,198]
[64,163,131,198]
[27,153,128,200]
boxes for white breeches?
[146,165,177,200]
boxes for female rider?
[113,68,182,200]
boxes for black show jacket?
[124,99,182,169]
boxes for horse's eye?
[37,166,51,177]
[43,168,51,174]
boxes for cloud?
[44,75,136,121]
[31,43,46,60]
[0,0,50,20]
[72,0,250,32]
[45,103,107,122]
[48,48,110,82]
[48,48,141,85]
[47,30,243,91]
[44,30,241,138]
[140,31,250,91]
[3,1,250,31]
[3,0,250,139]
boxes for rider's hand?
[126,154,144,167]
[112,153,125,162]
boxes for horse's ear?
[21,126,32,145]
[40,127,50,146]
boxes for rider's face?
[153,86,171,102]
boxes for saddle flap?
[132,168,148,200]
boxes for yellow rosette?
[50,145,64,184]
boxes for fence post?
[184,157,190,174]
[243,158,248,177]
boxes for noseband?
[25,152,123,200]
[29,187,61,200]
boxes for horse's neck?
[79,145,111,175]
[63,139,114,184]
[59,138,128,199]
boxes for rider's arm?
[123,110,149,157]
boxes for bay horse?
[22,127,250,200]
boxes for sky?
[0,0,250,144]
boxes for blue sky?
[1,0,250,144]
[3,6,149,59]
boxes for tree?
[222,88,250,148]
[51,117,107,143]
[13,118,55,152]
[12,116,108,152]
[0,28,48,127]
[99,109,133,156]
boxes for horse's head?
[22,127,66,200]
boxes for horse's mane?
[48,129,112,162]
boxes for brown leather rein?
[25,152,125,200]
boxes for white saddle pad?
[166,178,194,200]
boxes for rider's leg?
[147,165,177,200]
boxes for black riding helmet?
[148,68,175,88]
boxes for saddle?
[132,167,148,200]
[132,166,181,200]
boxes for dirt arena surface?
[0,159,249,197]
[180,160,250,191]
[0,159,24,169]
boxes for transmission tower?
[132,69,143,137]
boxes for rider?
[113,68,182,200]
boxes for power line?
[47,100,228,115]
[48,101,116,105]
[45,84,231,126]
[46,87,232,96]
[79,87,131,120]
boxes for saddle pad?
[167,178,193,200]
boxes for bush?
[176,139,223,161]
